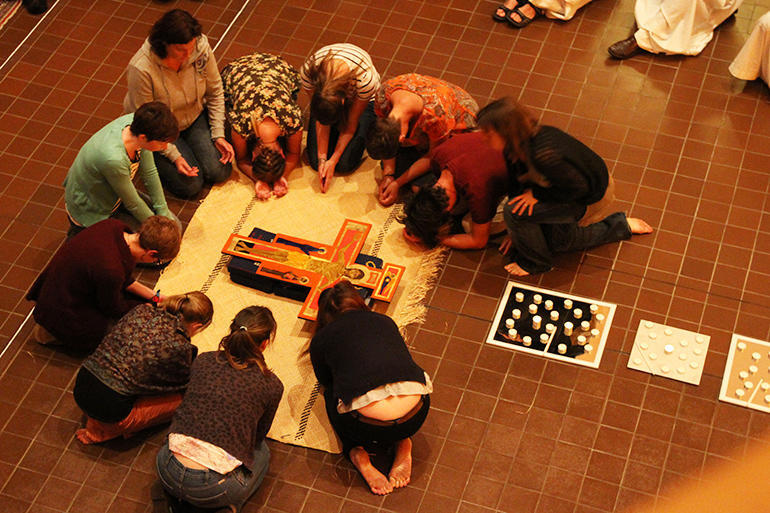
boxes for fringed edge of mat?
[393,244,449,333]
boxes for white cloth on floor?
[633,0,743,56]
[729,11,770,83]
[531,0,594,21]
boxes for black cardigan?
[309,310,426,404]
[511,125,608,205]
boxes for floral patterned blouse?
[221,52,302,138]
[374,73,479,150]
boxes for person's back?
[27,219,139,351]
[431,131,509,225]
[169,351,283,466]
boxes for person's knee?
[169,178,204,199]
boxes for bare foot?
[504,262,530,276]
[627,217,653,234]
[254,180,272,200]
[388,438,412,489]
[350,446,393,495]
[509,2,539,24]
[272,177,288,197]
[495,0,518,18]
[75,428,97,445]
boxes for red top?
[430,132,509,224]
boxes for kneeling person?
[400,131,509,250]
[26,216,182,352]
[64,102,180,237]
[156,306,283,512]
[311,281,432,495]
[74,292,213,444]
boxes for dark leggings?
[324,391,430,455]
[307,103,376,174]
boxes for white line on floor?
[0,0,62,75]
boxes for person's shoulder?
[127,40,153,69]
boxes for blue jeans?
[306,102,376,175]
[154,111,232,198]
[504,201,631,274]
[156,441,270,510]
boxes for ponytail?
[219,306,276,374]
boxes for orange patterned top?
[374,73,479,150]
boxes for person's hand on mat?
[214,137,235,164]
[254,180,272,200]
[508,189,538,216]
[499,235,513,256]
[378,176,399,206]
[319,158,336,193]
[174,157,199,177]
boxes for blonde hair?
[218,306,276,374]
[305,50,358,126]
[158,291,213,326]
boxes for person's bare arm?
[378,157,432,206]
[284,131,302,176]
[440,221,491,250]
[231,131,254,179]
[125,280,156,301]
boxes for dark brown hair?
[138,216,182,261]
[365,117,400,160]
[148,9,202,59]
[130,102,179,142]
[316,280,368,331]
[398,185,451,248]
[159,291,213,326]
[304,50,358,126]
[218,306,276,374]
[477,97,538,163]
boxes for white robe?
[634,0,743,56]
[531,0,593,21]
[730,11,770,84]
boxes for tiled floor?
[1,0,770,511]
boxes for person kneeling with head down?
[399,131,510,251]
[477,97,653,276]
[310,281,432,495]
[26,216,182,353]
[74,292,213,444]
[156,306,283,512]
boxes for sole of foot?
[388,438,412,488]
[627,217,653,234]
[350,447,394,495]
